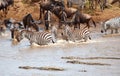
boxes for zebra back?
[101,17,120,34]
[73,28,91,42]
[61,25,75,42]
[61,25,91,42]
[17,30,56,45]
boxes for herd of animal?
[0,0,120,46]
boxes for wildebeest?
[67,0,72,8]
[71,10,96,29]
[50,0,64,7]
[0,0,14,17]
[22,14,40,31]
[50,6,77,28]
[39,0,54,19]
[39,0,64,19]
[101,17,120,34]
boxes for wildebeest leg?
[77,23,80,29]
[84,22,90,29]
[39,7,42,19]
[115,29,118,33]
[39,7,43,19]
[74,24,78,30]
[59,21,62,29]
[45,21,49,30]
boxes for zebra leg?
[52,40,55,43]
[89,36,91,40]
[84,36,87,42]
[29,40,33,45]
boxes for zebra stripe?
[101,17,120,34]
[73,28,91,42]
[17,30,56,45]
[62,25,91,42]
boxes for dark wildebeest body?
[72,10,96,29]
[39,0,53,19]
[39,0,64,19]
[51,6,77,28]
[23,14,39,31]
[50,0,64,7]
[0,0,14,17]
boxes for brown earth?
[1,1,120,22]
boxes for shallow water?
[0,30,120,76]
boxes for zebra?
[101,17,120,34]
[73,28,91,42]
[61,24,75,42]
[61,25,91,42]
[16,26,57,45]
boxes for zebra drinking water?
[101,17,120,34]
[61,25,91,42]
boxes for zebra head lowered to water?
[101,17,120,34]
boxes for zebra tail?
[91,18,96,27]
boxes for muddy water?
[0,30,120,76]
